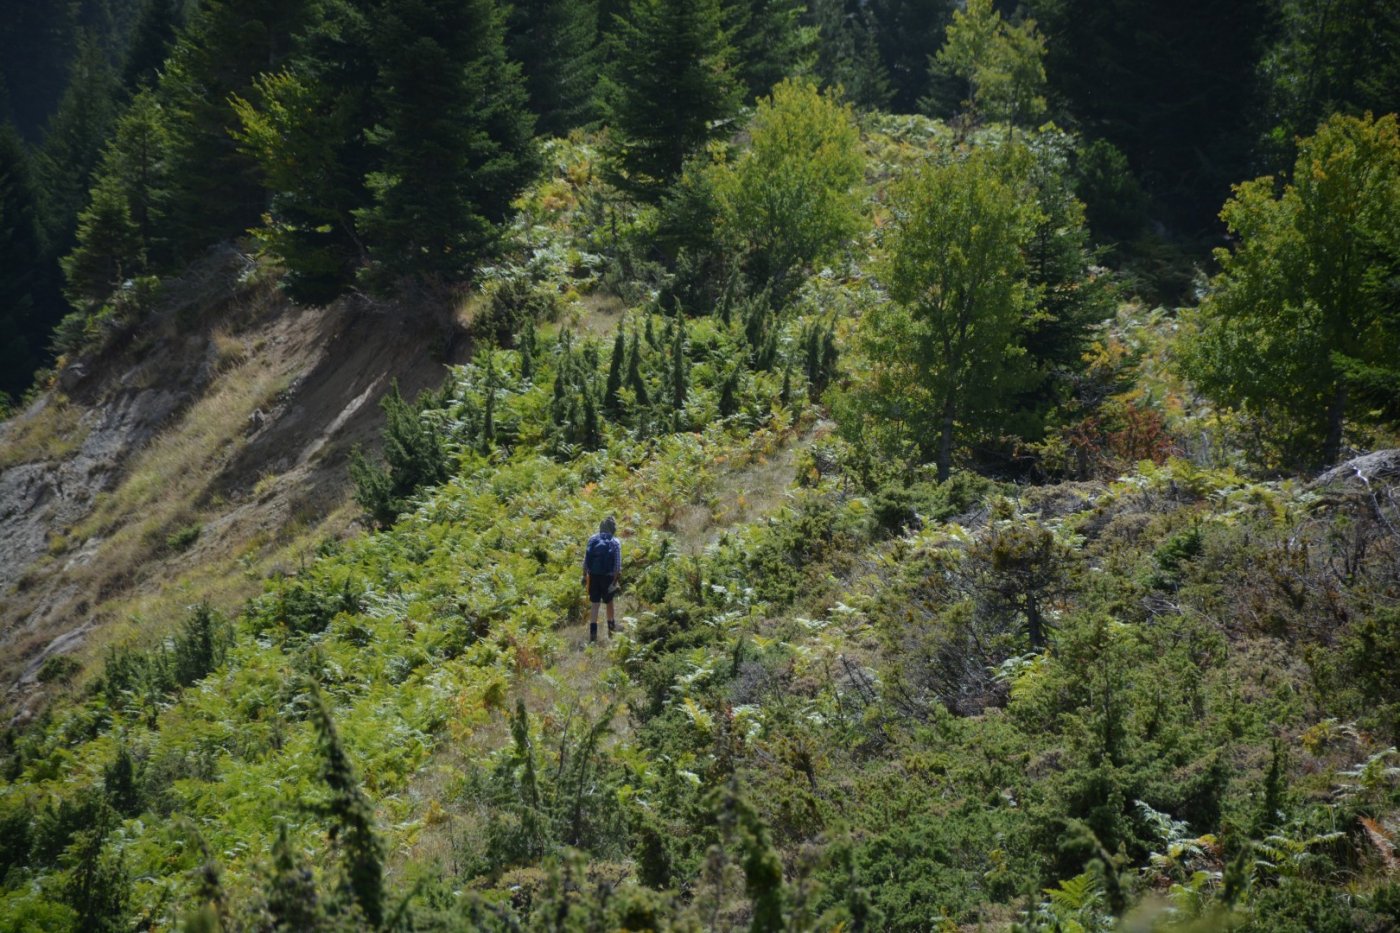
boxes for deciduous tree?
[713,79,864,298]
[836,148,1041,480]
[1183,113,1400,468]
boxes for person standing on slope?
[582,516,622,643]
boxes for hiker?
[582,516,622,642]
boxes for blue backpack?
[586,535,616,575]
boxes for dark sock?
[589,622,597,642]
[607,619,616,634]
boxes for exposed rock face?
[0,386,190,597]
[1311,449,1400,490]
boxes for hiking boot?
[589,622,598,643]
[607,619,616,636]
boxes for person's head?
[599,516,616,536]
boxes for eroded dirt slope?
[0,249,466,719]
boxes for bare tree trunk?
[1323,380,1347,467]
[1025,598,1046,650]
[937,393,956,482]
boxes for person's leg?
[589,599,600,642]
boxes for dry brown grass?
[210,326,249,370]
[0,395,89,470]
[14,348,314,691]
[75,357,289,540]
[86,500,357,663]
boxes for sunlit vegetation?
[2,0,1399,930]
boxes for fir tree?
[0,124,52,396]
[507,0,599,136]
[600,0,741,201]
[808,0,892,110]
[520,320,536,382]
[307,687,383,928]
[358,0,538,284]
[349,382,451,528]
[803,323,821,388]
[582,388,601,450]
[719,365,741,416]
[121,0,184,91]
[869,0,955,113]
[820,325,838,391]
[231,0,379,303]
[62,90,169,313]
[727,0,812,101]
[61,804,129,933]
[36,31,120,251]
[550,363,570,425]
[159,0,319,258]
[670,322,688,413]
[627,330,649,407]
[604,328,625,416]
[61,173,142,312]
[481,350,498,452]
[265,827,319,929]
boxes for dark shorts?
[588,574,616,604]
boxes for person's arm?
[582,538,589,586]
[612,540,622,584]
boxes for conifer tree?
[604,328,625,417]
[1014,138,1112,426]
[507,0,599,136]
[265,825,320,930]
[121,0,184,91]
[0,125,51,395]
[868,0,955,113]
[159,0,319,257]
[719,365,741,416]
[808,0,892,110]
[349,382,451,528]
[61,173,142,312]
[670,323,688,414]
[307,687,383,928]
[583,388,601,450]
[481,350,498,452]
[358,0,538,284]
[62,90,169,311]
[627,330,649,407]
[36,31,120,251]
[1261,0,1400,165]
[231,0,379,303]
[520,320,536,382]
[727,0,812,101]
[600,0,741,201]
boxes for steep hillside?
[0,247,466,720]
[2,110,1398,933]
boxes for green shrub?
[477,277,562,348]
[164,521,202,553]
[37,654,82,685]
[350,381,452,529]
